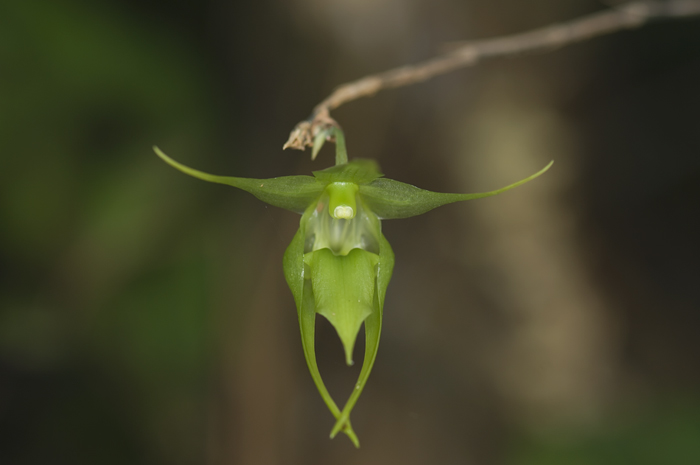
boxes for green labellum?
[304,248,378,366]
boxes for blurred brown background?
[1,0,699,464]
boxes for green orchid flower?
[154,128,552,447]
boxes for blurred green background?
[1,0,699,464]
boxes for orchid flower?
[154,129,551,447]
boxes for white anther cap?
[333,205,354,219]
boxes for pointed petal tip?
[152,146,194,176]
[330,425,360,447]
[330,416,347,440]
[343,343,355,366]
[528,159,554,181]
[340,337,356,366]
[153,146,175,166]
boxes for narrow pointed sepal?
[358,160,553,219]
[283,208,360,446]
[154,146,325,213]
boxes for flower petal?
[283,208,360,446]
[305,248,379,366]
[358,161,553,219]
[154,146,325,213]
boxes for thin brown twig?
[283,0,700,151]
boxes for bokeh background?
[2,0,699,464]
